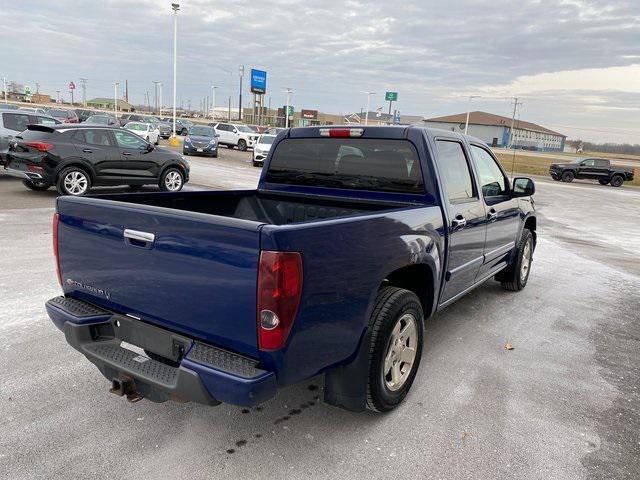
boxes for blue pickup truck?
[46,126,537,413]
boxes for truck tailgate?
[56,196,263,357]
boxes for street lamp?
[210,85,218,120]
[158,82,163,116]
[171,3,180,144]
[284,88,293,128]
[364,91,376,125]
[113,82,119,115]
[464,95,481,134]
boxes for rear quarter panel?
[259,206,444,384]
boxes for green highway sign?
[385,91,398,101]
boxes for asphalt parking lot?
[1,151,638,480]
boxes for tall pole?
[464,95,480,134]
[238,65,244,122]
[364,91,375,125]
[171,3,180,137]
[210,85,217,120]
[113,82,119,114]
[284,88,293,128]
[508,97,520,149]
[2,77,7,103]
[80,78,87,107]
[158,82,163,116]
[56,90,60,104]
[153,81,160,113]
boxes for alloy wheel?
[383,313,418,391]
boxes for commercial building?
[422,111,566,152]
[87,98,134,112]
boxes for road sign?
[24,85,31,95]
[393,110,401,124]
[301,109,317,119]
[69,82,76,90]
[385,91,398,101]
[250,69,267,94]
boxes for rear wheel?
[237,139,247,151]
[159,168,184,192]
[561,171,574,183]
[598,179,609,185]
[180,128,188,135]
[551,175,561,181]
[610,175,623,187]
[366,286,424,413]
[22,180,50,191]
[56,167,91,196]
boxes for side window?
[595,159,608,168]
[71,130,86,143]
[3,113,30,132]
[36,116,59,126]
[84,129,113,146]
[114,130,147,149]
[217,124,229,131]
[436,140,475,203]
[470,145,508,198]
[581,159,595,167]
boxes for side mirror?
[512,177,535,197]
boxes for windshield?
[259,135,276,145]
[87,116,110,124]
[144,117,159,124]
[50,109,71,117]
[126,123,146,131]
[190,126,215,136]
[266,138,425,194]
[236,125,254,133]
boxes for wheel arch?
[55,160,95,182]
[382,263,436,320]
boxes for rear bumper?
[45,296,277,407]
[3,166,46,181]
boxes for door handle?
[451,215,467,230]
[82,148,93,153]
[487,209,498,222]
[124,229,155,248]
[123,151,132,156]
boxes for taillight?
[257,251,303,351]
[319,128,363,138]
[28,165,44,173]
[25,141,53,152]
[52,213,62,286]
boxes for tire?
[159,167,184,192]
[56,166,91,196]
[212,149,218,158]
[610,175,623,187]
[366,286,424,413]
[237,139,247,151]
[551,175,561,181]
[561,171,574,183]
[253,160,261,167]
[22,180,50,191]
[598,179,609,185]
[180,128,188,136]
[500,229,534,291]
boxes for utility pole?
[238,65,244,122]
[171,3,180,138]
[114,82,119,114]
[284,88,293,128]
[80,78,87,106]
[56,90,60,104]
[464,95,481,134]
[35,82,40,94]
[364,91,376,125]
[3,77,8,103]
[158,82,163,116]
[508,97,522,149]
[153,81,161,114]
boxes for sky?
[1,0,639,143]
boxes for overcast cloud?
[1,0,639,142]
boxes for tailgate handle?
[124,229,155,248]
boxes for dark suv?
[4,124,189,196]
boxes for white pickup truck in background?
[211,122,259,151]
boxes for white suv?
[212,123,258,151]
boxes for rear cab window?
[265,138,425,194]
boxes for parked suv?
[211,122,258,151]
[4,124,189,195]
[0,109,60,165]
[48,108,79,123]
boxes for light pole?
[113,82,119,114]
[158,82,163,116]
[2,77,7,104]
[464,95,481,134]
[153,81,161,114]
[171,3,180,142]
[238,65,244,121]
[210,85,217,120]
[284,88,293,128]
[364,91,376,125]
[80,78,87,107]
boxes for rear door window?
[435,140,476,203]
[266,138,425,194]
[3,113,30,132]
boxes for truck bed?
[94,189,404,225]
